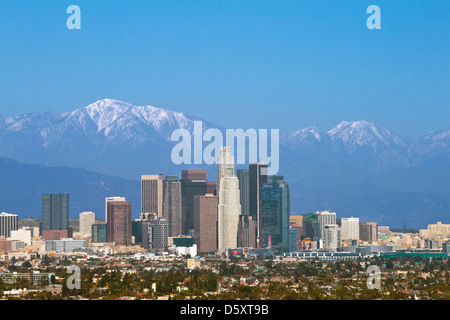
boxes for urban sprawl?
[1,147,449,300]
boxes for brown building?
[181,170,207,236]
[359,222,378,243]
[237,215,257,248]
[206,181,216,195]
[163,176,182,237]
[193,194,218,253]
[0,236,12,253]
[107,201,132,246]
[42,229,69,241]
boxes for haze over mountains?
[1,99,449,228]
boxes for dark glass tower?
[249,163,268,247]
[41,194,69,231]
[163,176,182,237]
[237,169,249,216]
[181,170,207,236]
[260,177,290,252]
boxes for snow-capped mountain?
[327,120,411,151]
[0,98,449,227]
[281,120,412,153]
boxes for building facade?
[341,217,360,241]
[260,177,290,252]
[142,216,169,250]
[0,212,18,238]
[79,211,95,236]
[42,194,69,231]
[141,174,164,217]
[162,176,182,237]
[359,222,378,243]
[193,194,219,253]
[181,170,208,236]
[237,215,257,248]
[249,163,268,248]
[91,224,107,243]
[106,201,132,246]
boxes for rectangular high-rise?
[341,217,360,241]
[105,197,126,223]
[142,216,169,250]
[360,222,378,243]
[193,194,219,253]
[107,201,132,246]
[92,224,107,243]
[0,212,18,238]
[323,224,341,250]
[249,163,268,248]
[42,194,69,231]
[141,174,164,217]
[237,169,249,216]
[260,177,290,252]
[79,211,95,236]
[181,170,207,236]
[237,215,257,248]
[162,176,182,237]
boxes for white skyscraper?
[105,197,126,222]
[217,146,241,251]
[216,146,234,196]
[341,217,360,240]
[317,210,337,241]
[141,174,164,217]
[79,211,96,236]
[323,224,341,250]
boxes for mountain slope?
[0,157,140,220]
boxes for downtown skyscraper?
[181,170,207,236]
[106,200,132,246]
[260,176,290,252]
[42,194,69,231]
[249,163,268,248]
[217,146,241,251]
[141,174,164,217]
[162,175,182,237]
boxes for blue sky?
[0,0,449,138]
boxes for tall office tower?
[141,174,164,217]
[0,212,18,238]
[105,197,126,223]
[206,181,217,195]
[237,215,257,248]
[217,147,241,251]
[162,176,182,237]
[106,201,132,246]
[317,210,337,241]
[142,216,169,250]
[216,146,235,195]
[237,169,249,215]
[91,224,107,243]
[260,177,290,252]
[181,170,207,236]
[302,213,321,242]
[323,224,341,250]
[193,194,219,253]
[289,226,299,252]
[42,194,69,231]
[341,217,360,241]
[217,176,241,251]
[249,163,268,248]
[79,211,95,236]
[359,222,378,243]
